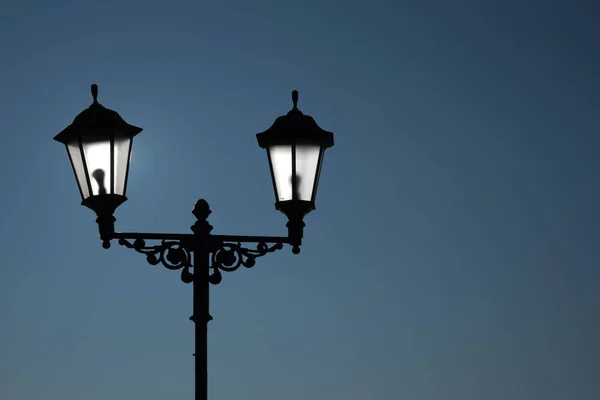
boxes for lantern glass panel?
[81,135,112,196]
[67,139,90,199]
[113,133,131,196]
[294,143,321,201]
[268,144,293,201]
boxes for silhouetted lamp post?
[53,84,334,400]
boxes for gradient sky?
[1,1,599,399]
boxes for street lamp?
[54,84,334,400]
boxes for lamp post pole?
[193,246,209,400]
[191,200,213,400]
[53,85,334,399]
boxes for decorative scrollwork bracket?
[111,199,295,286]
[208,240,285,285]
[117,237,195,284]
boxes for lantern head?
[256,90,334,248]
[54,84,142,247]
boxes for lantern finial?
[91,84,98,103]
[292,90,298,109]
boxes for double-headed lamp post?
[53,84,334,400]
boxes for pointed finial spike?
[91,84,98,103]
[292,90,298,109]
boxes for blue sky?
[0,0,598,399]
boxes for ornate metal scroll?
[209,241,284,284]
[118,238,194,283]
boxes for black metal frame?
[100,198,295,400]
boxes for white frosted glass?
[67,140,90,199]
[82,137,112,196]
[294,144,321,201]
[269,145,293,201]
[313,148,325,202]
[113,134,131,196]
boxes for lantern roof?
[54,84,143,144]
[256,90,334,148]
